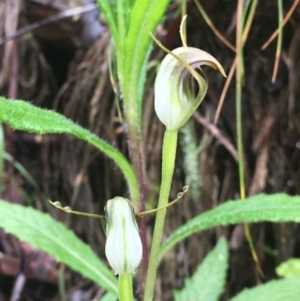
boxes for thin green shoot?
[108,40,123,123]
[236,0,245,200]
[4,152,43,197]
[241,0,258,43]
[58,265,67,301]
[272,0,283,83]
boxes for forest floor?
[0,1,300,300]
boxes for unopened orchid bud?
[105,197,142,274]
[154,47,226,130]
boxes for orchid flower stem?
[118,273,133,301]
[144,129,178,301]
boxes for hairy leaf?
[96,0,118,43]
[0,200,118,295]
[174,238,228,301]
[160,194,300,259]
[0,97,139,207]
[124,0,171,117]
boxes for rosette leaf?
[154,47,226,130]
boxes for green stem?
[126,116,149,277]
[144,129,178,301]
[124,118,144,208]
[118,273,133,301]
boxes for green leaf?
[0,200,118,295]
[0,97,139,208]
[159,194,300,260]
[276,258,300,277]
[101,292,118,301]
[123,0,171,117]
[0,124,4,191]
[174,238,228,301]
[96,0,118,44]
[230,277,300,301]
